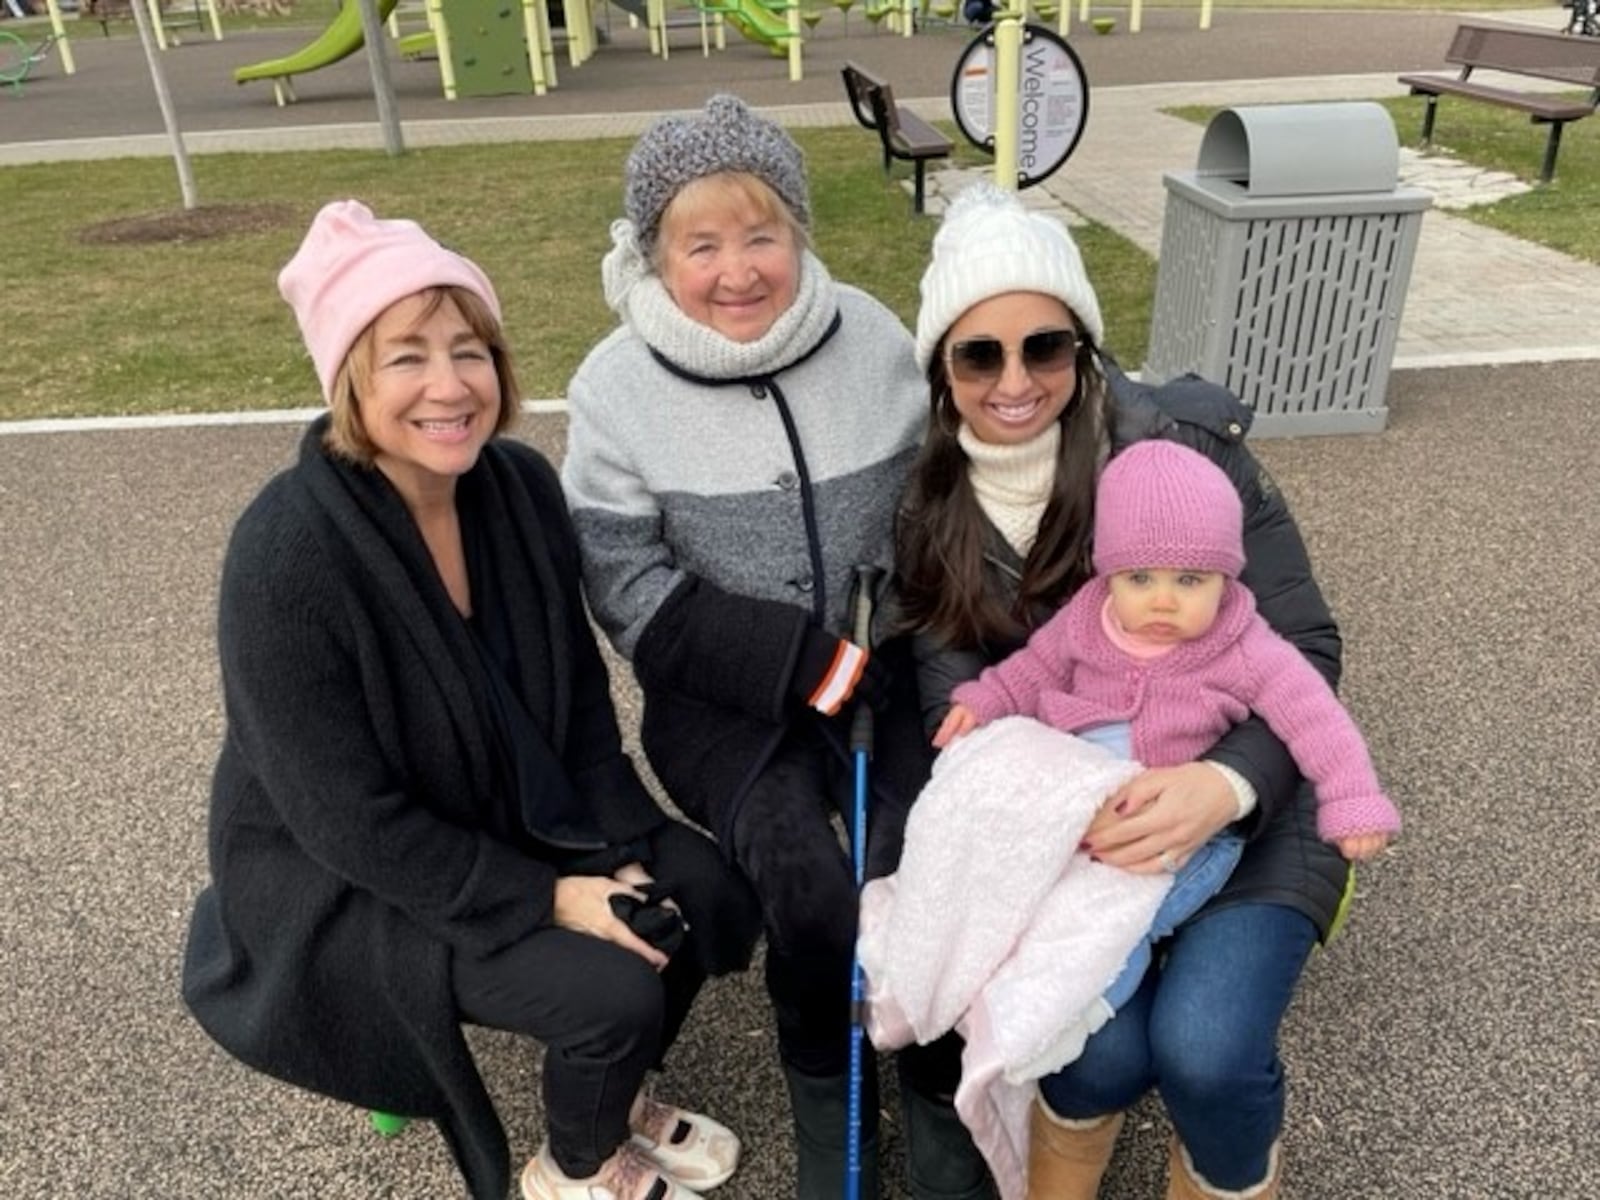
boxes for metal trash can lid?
[1196,102,1400,197]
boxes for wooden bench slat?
[1398,74,1596,121]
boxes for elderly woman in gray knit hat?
[563,95,994,1200]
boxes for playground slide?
[716,0,792,49]
[233,0,401,86]
[606,0,789,51]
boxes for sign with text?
[950,23,1090,189]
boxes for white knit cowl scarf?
[958,421,1061,557]
[601,218,841,380]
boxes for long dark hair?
[895,331,1111,652]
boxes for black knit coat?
[182,422,720,1200]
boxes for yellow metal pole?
[204,0,221,39]
[1129,0,1141,33]
[524,0,556,90]
[991,0,1022,191]
[901,0,911,36]
[145,0,169,51]
[651,0,669,58]
[44,0,75,72]
[787,1,801,80]
[562,0,588,65]
[428,0,456,98]
[1199,0,1211,29]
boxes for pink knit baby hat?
[1092,440,1246,578]
[278,199,501,402]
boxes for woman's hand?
[932,703,979,749]
[615,860,684,919]
[613,861,653,888]
[553,875,669,970]
[1337,832,1391,861]
[1082,763,1238,875]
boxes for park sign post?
[950,4,1089,191]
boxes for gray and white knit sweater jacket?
[562,279,927,837]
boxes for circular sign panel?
[950,22,1090,189]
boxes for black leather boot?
[782,1062,881,1200]
[900,1077,997,1199]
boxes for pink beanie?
[1092,440,1245,578]
[278,199,501,402]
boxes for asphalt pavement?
[2,5,1599,1198]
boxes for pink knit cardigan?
[952,577,1400,841]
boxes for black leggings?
[451,922,703,1178]
[731,728,907,1079]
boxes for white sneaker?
[629,1096,741,1190]
[521,1141,703,1200]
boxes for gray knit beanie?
[624,94,810,249]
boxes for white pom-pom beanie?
[914,182,1104,372]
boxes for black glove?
[609,881,687,957]
[790,626,891,716]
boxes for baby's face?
[1107,569,1227,644]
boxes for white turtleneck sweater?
[957,422,1060,557]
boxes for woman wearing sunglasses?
[895,183,1353,1200]
[562,96,994,1199]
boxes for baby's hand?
[933,704,980,749]
[1336,832,1391,861]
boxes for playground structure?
[226,0,1214,108]
[84,0,224,46]
[0,0,74,81]
[234,0,562,101]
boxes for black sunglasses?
[946,327,1082,384]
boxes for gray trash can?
[1144,103,1431,436]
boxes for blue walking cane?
[845,564,883,1200]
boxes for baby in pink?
[938,438,1400,862]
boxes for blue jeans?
[1038,902,1318,1190]
[1101,832,1244,1012]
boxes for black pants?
[731,726,907,1079]
[450,822,749,1178]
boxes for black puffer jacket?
[912,368,1351,938]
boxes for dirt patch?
[79,203,299,246]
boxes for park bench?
[1398,22,1600,184]
[841,60,952,215]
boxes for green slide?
[702,0,794,49]
[234,0,402,90]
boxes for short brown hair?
[323,286,521,465]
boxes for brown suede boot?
[1166,1137,1281,1200]
[1025,1098,1124,1200]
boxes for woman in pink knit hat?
[181,200,759,1200]
[895,183,1391,1200]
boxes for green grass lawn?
[1380,94,1600,263]
[0,130,1154,421]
